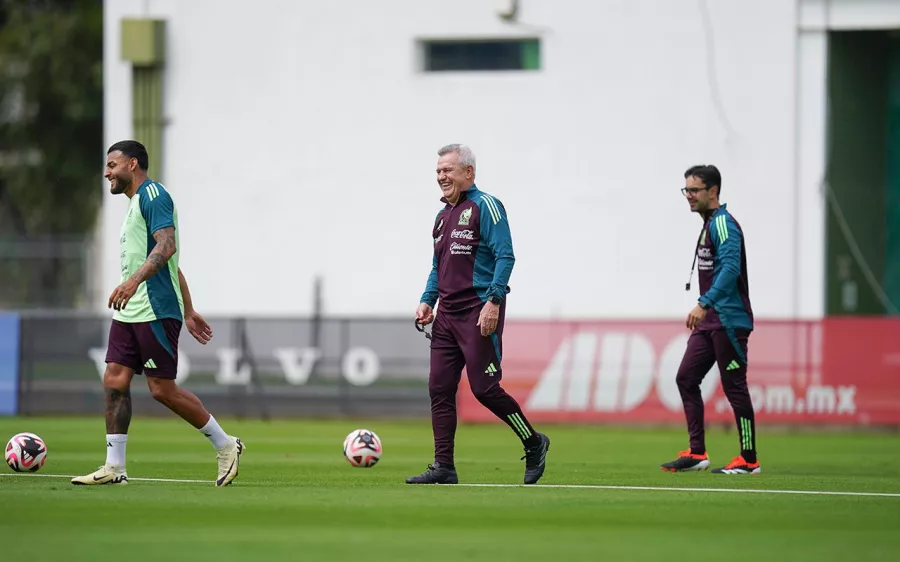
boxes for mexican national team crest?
[458,208,472,226]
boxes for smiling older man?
[409,143,550,486]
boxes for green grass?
[1,417,898,561]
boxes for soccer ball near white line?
[5,432,48,473]
[343,428,382,468]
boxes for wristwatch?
[488,294,502,305]
[699,302,710,310]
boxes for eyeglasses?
[681,186,710,196]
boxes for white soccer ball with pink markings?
[342,428,382,468]
[5,432,47,473]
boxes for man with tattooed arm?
[71,140,244,487]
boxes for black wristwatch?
[488,294,502,305]
[699,302,710,310]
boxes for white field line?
[0,472,209,484]
[2,473,899,497]
[454,483,900,498]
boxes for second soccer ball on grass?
[343,429,383,468]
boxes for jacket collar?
[704,203,726,221]
[440,183,479,205]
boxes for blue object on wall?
[0,313,20,415]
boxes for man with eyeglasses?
[661,165,760,475]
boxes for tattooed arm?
[130,227,177,284]
[108,227,176,311]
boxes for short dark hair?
[684,164,721,196]
[107,140,149,171]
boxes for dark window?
[422,39,540,72]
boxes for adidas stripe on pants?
[675,328,757,458]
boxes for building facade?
[99,0,900,319]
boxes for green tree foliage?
[0,0,103,307]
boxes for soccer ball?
[342,428,382,468]
[5,432,47,473]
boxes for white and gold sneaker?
[71,464,128,485]
[215,436,244,487]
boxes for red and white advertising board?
[458,319,900,426]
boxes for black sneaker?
[522,433,550,484]
[660,449,710,472]
[405,461,459,484]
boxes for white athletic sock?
[105,434,127,468]
[198,415,231,451]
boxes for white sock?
[199,415,231,451]
[106,434,127,468]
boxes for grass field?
[0,417,898,561]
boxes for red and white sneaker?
[712,455,761,474]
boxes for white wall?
[102,0,831,320]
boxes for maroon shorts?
[105,319,181,379]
